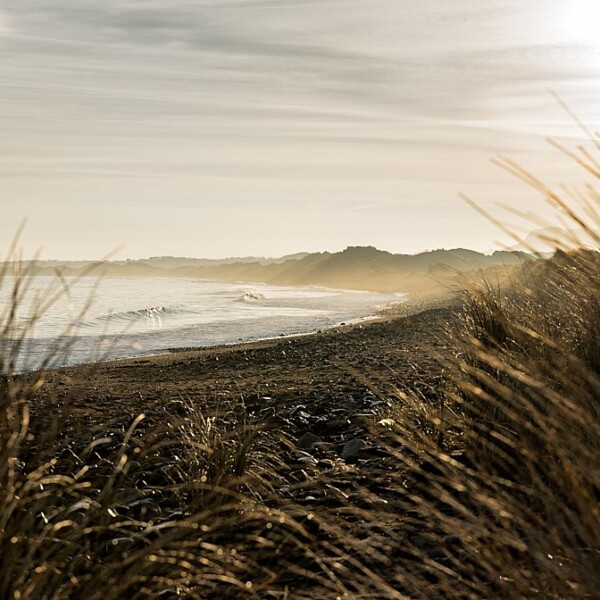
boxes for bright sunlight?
[562,0,600,46]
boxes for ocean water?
[0,277,403,372]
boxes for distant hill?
[178,246,533,292]
[139,253,310,269]
[7,246,535,294]
[11,253,310,272]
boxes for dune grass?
[385,250,600,598]
[381,126,600,597]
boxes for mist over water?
[1,277,403,372]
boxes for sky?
[2,0,600,260]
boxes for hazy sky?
[2,0,600,259]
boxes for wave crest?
[236,290,266,303]
[81,305,198,327]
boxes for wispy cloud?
[1,1,598,258]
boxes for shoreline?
[42,292,446,375]
[15,291,421,376]
[10,279,412,375]
[25,294,458,436]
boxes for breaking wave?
[80,305,200,327]
[235,290,266,303]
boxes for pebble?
[297,432,319,450]
[342,438,366,460]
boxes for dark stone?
[342,438,366,461]
[297,431,319,450]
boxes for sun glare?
[563,0,600,46]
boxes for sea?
[0,277,404,373]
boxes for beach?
[26,296,455,437]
